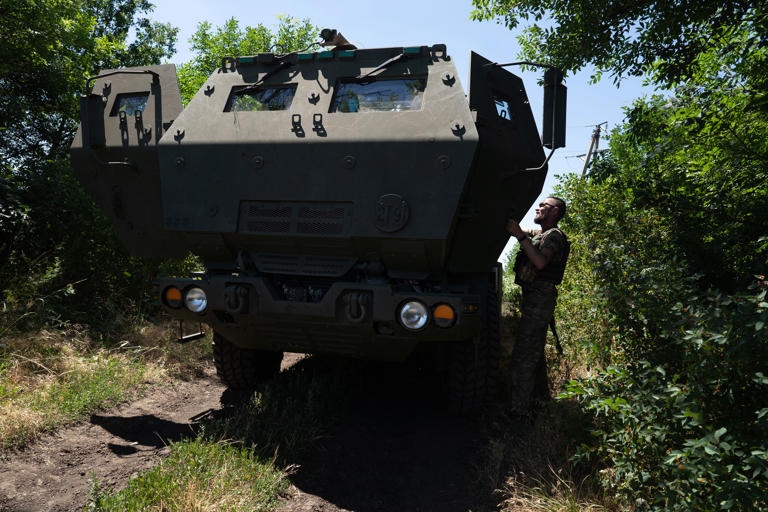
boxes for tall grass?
[494,288,618,511]
[0,321,211,449]
[88,438,290,512]
[492,401,617,512]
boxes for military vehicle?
[70,31,566,413]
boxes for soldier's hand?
[506,218,524,238]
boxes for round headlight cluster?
[163,286,208,314]
[397,300,457,331]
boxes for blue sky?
[148,0,648,259]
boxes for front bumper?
[155,273,482,359]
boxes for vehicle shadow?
[90,413,196,451]
[281,356,502,512]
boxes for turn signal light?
[163,286,183,308]
[432,304,456,328]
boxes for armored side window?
[110,92,150,116]
[330,78,426,113]
[225,85,297,112]
[493,94,527,121]
[493,94,518,122]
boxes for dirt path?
[0,367,226,512]
[0,355,503,512]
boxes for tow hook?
[224,284,249,314]
[343,291,371,323]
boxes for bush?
[501,249,522,304]
[564,278,768,510]
[0,158,204,336]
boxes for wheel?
[212,332,283,390]
[445,273,501,416]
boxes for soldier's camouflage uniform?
[510,227,570,413]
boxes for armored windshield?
[225,85,297,112]
[330,78,426,113]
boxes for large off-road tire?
[445,273,501,416]
[212,332,283,390]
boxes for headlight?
[398,300,429,331]
[184,287,208,313]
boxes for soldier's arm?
[518,237,554,271]
[506,219,553,270]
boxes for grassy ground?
[1,307,617,511]
[86,357,356,511]
[0,319,211,450]
[87,438,290,511]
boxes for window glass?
[111,92,149,116]
[226,85,297,112]
[331,78,426,113]
[493,95,517,122]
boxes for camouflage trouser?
[509,280,557,412]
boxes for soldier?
[505,197,570,415]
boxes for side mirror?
[542,68,567,149]
[79,94,106,149]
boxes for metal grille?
[252,253,356,277]
[269,275,336,302]
[248,205,291,218]
[239,201,351,236]
[296,222,343,235]
[299,206,345,219]
[245,221,290,233]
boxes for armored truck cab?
[71,41,565,412]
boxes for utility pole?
[580,122,607,177]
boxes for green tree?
[470,0,768,88]
[554,103,768,508]
[0,0,178,331]
[177,16,318,104]
[1,0,177,168]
